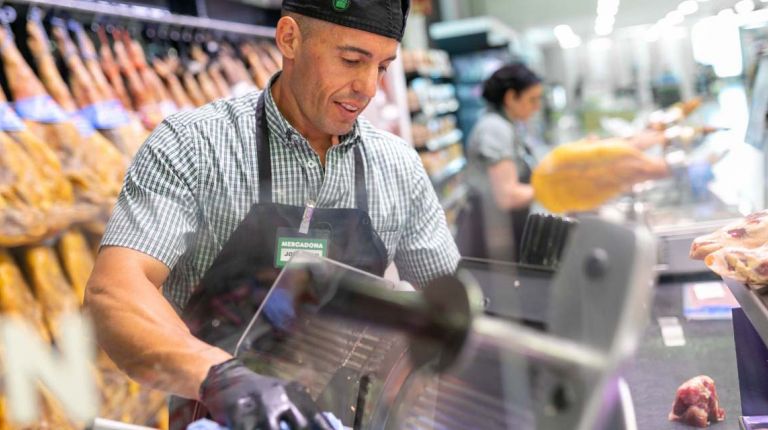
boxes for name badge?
[275,227,330,269]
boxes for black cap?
[282,0,410,42]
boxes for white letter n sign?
[1,314,98,424]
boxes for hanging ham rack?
[1,0,276,38]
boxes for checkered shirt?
[101,82,460,309]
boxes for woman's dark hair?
[481,63,541,109]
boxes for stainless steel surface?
[472,316,608,371]
[3,0,275,38]
[91,418,158,430]
[656,228,712,274]
[531,217,657,430]
[650,212,739,275]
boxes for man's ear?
[275,16,301,60]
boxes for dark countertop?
[625,280,742,429]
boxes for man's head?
[273,0,409,140]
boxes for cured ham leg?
[532,139,669,213]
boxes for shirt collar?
[264,72,362,149]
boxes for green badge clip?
[332,0,351,12]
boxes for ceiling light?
[595,22,614,36]
[596,15,616,27]
[645,25,661,42]
[666,10,685,25]
[554,24,575,38]
[559,34,582,49]
[590,38,613,50]
[717,8,735,17]
[678,0,699,15]
[554,24,581,49]
[734,0,755,13]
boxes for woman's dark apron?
[456,120,535,262]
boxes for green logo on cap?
[332,0,351,11]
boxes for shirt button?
[306,160,317,169]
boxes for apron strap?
[256,91,273,204]
[353,144,368,213]
[255,89,369,211]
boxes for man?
[84,0,459,428]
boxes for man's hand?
[200,359,334,430]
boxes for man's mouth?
[336,102,361,113]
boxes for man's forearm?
[85,255,231,399]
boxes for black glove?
[200,358,334,430]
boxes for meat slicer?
[232,216,657,430]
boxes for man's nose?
[352,67,379,99]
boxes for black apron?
[456,122,535,262]
[510,139,535,258]
[170,91,389,429]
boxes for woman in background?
[458,63,543,262]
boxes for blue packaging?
[0,102,26,131]
[80,99,132,129]
[69,112,96,137]
[14,95,69,123]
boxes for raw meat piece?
[703,244,768,284]
[668,375,725,428]
[531,139,669,213]
[691,211,768,260]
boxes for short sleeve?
[472,115,515,164]
[101,118,199,269]
[394,152,460,288]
